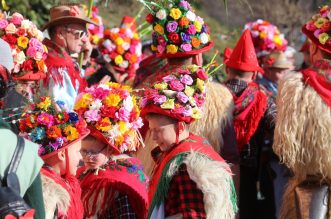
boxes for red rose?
[101,106,118,118]
[2,34,17,47]
[321,22,331,32]
[22,59,34,71]
[110,52,118,59]
[17,28,26,36]
[196,69,208,80]
[124,52,132,61]
[146,14,154,24]
[169,80,185,91]
[168,33,180,44]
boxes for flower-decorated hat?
[19,96,89,160]
[302,5,331,54]
[0,11,48,81]
[244,19,288,58]
[98,16,142,80]
[42,3,97,31]
[145,0,213,58]
[74,82,144,154]
[140,64,208,123]
[263,51,294,69]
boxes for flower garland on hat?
[98,21,142,78]
[140,64,208,123]
[244,19,288,57]
[19,96,88,158]
[74,82,144,153]
[144,0,211,56]
[0,11,48,80]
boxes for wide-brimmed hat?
[263,52,294,69]
[42,4,97,31]
[302,5,331,54]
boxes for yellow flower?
[194,21,202,32]
[133,33,139,39]
[91,35,100,45]
[115,135,125,146]
[184,85,195,97]
[96,117,112,132]
[319,33,329,45]
[166,44,178,54]
[64,126,79,141]
[160,99,175,109]
[273,35,282,46]
[104,93,121,107]
[154,82,168,90]
[151,45,158,51]
[187,65,199,73]
[115,37,124,45]
[118,121,128,133]
[314,18,328,28]
[259,31,267,39]
[122,85,133,92]
[114,55,123,65]
[74,93,93,110]
[37,97,51,111]
[191,107,202,119]
[154,24,164,35]
[169,8,182,20]
[107,82,121,89]
[196,78,205,92]
[17,36,29,49]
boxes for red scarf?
[148,133,228,207]
[231,82,267,152]
[43,39,87,93]
[78,157,149,219]
[41,167,84,219]
[302,59,331,108]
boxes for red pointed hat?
[226,30,264,73]
[223,47,233,64]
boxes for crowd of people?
[0,1,330,219]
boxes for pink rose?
[169,80,185,91]
[182,106,192,117]
[158,36,167,46]
[194,93,205,107]
[171,106,185,115]
[180,43,192,52]
[0,19,8,29]
[11,13,24,25]
[115,107,130,122]
[92,87,110,99]
[163,75,177,83]
[27,46,37,58]
[187,24,196,35]
[153,95,167,105]
[180,74,193,85]
[157,45,165,54]
[196,68,208,80]
[176,92,189,103]
[29,38,44,52]
[314,29,321,39]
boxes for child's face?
[81,137,109,169]
[147,116,177,152]
[67,140,83,175]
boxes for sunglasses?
[65,26,87,40]
[80,145,107,158]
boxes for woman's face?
[81,136,109,169]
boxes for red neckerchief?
[78,157,149,219]
[43,39,87,93]
[41,167,84,219]
[231,82,267,152]
[148,133,227,207]
[302,59,331,108]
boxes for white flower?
[132,117,143,129]
[21,20,32,30]
[125,29,133,38]
[14,51,26,65]
[111,27,119,33]
[122,42,130,51]
[36,30,44,41]
[102,39,115,52]
[107,124,121,142]
[162,90,177,98]
[123,96,133,112]
[119,60,129,69]
[186,11,196,22]
[200,33,209,44]
[196,16,204,24]
[89,99,103,111]
[156,9,167,20]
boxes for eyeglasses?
[64,26,87,40]
[80,145,107,158]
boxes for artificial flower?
[166,44,178,54]
[64,126,79,141]
[156,9,167,20]
[37,96,52,111]
[104,93,121,107]
[184,85,195,97]
[169,8,182,20]
[196,78,205,92]
[319,32,329,44]
[160,99,175,109]
[96,117,112,132]
[154,24,165,35]
[191,37,201,48]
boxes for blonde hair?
[273,72,331,180]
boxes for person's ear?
[178,122,185,134]
[57,150,66,161]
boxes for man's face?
[81,137,109,169]
[265,67,289,84]
[61,23,88,54]
[147,115,178,152]
[15,80,39,100]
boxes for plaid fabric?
[106,194,137,219]
[165,164,206,218]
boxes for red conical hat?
[120,16,137,32]
[223,47,233,64]
[226,30,264,73]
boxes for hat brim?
[302,26,331,54]
[88,126,121,155]
[41,130,90,160]
[156,41,214,59]
[141,104,194,124]
[42,16,98,31]
[12,71,46,81]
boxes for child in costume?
[140,64,237,218]
[273,5,331,219]
[19,96,89,219]
[74,82,149,219]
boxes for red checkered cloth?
[164,164,206,218]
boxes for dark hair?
[48,26,58,39]
[228,67,254,78]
